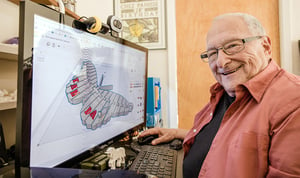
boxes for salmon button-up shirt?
[183,60,300,178]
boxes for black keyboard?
[129,145,177,178]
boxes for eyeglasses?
[200,36,263,63]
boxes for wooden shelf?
[0,43,18,61]
[0,101,16,110]
[8,0,80,20]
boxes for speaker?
[0,122,8,167]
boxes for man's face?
[206,16,271,96]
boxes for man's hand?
[139,128,188,145]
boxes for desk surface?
[176,149,184,178]
[1,148,184,178]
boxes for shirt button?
[193,129,197,133]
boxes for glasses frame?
[200,36,263,63]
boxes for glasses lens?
[223,40,244,54]
[207,50,217,58]
[200,52,208,59]
[200,52,209,62]
[202,49,217,62]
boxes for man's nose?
[216,49,231,67]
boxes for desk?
[176,149,184,178]
[1,149,184,178]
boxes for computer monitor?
[16,0,148,170]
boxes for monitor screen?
[16,1,148,169]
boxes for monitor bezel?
[16,0,148,171]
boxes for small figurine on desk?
[105,147,126,169]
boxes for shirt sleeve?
[267,108,300,177]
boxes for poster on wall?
[114,0,166,49]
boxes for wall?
[0,0,19,42]
[279,0,300,75]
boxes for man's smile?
[219,65,243,75]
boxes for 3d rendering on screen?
[66,60,134,130]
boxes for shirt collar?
[243,60,281,102]
[210,60,281,103]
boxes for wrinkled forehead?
[206,16,251,47]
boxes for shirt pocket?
[233,131,269,151]
[225,132,269,178]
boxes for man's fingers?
[151,137,164,145]
[139,128,160,137]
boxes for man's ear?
[262,36,272,57]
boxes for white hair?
[214,13,266,36]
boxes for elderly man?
[139,13,300,178]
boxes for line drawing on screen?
[34,46,134,147]
[65,59,134,130]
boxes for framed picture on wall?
[114,0,166,49]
